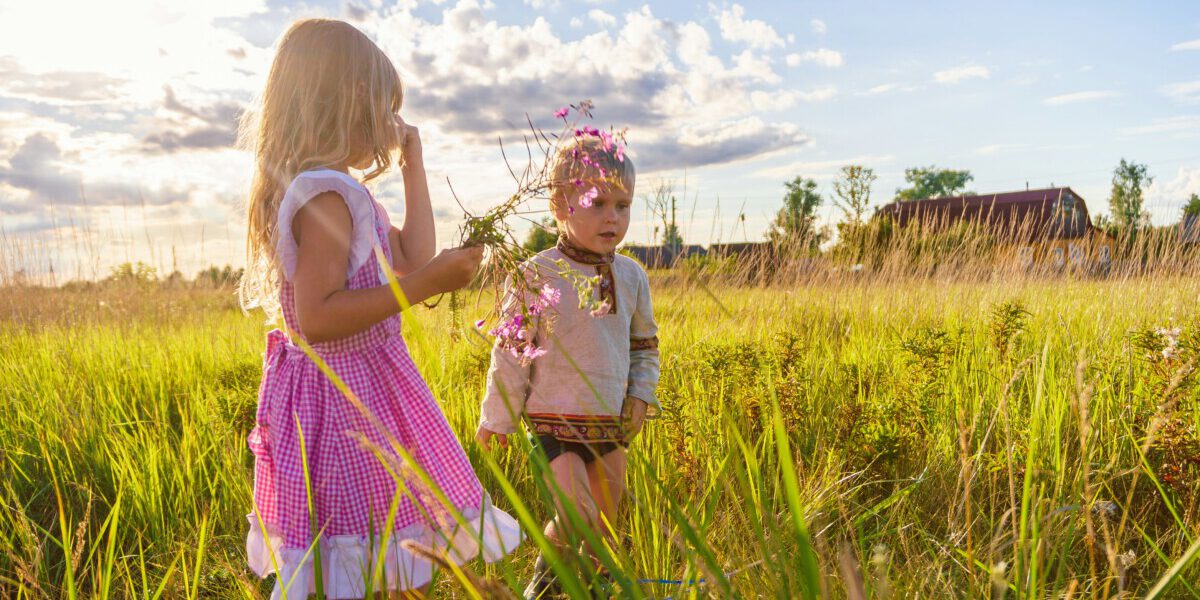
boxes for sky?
[0,0,1198,281]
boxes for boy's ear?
[550,192,571,221]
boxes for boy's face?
[553,177,633,255]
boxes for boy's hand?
[475,425,509,451]
[621,396,649,442]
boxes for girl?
[238,19,522,599]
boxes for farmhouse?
[874,187,1115,271]
[621,244,707,268]
[707,242,773,261]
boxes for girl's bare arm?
[292,191,480,344]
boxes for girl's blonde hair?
[237,18,404,319]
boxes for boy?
[475,135,660,598]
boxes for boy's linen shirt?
[479,247,660,441]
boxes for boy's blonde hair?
[548,135,636,218]
[238,18,404,318]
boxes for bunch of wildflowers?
[447,100,628,363]
[1158,326,1182,360]
[554,259,611,317]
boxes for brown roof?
[874,187,1102,241]
[708,242,773,256]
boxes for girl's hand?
[395,115,422,165]
[475,425,509,451]
[422,245,483,294]
[622,396,649,442]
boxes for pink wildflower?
[522,345,548,361]
[554,106,570,120]
[580,186,599,208]
[529,296,548,316]
[540,284,561,307]
[590,300,612,317]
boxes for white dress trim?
[276,169,380,282]
[246,498,524,599]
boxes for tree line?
[521,159,1197,256]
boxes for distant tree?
[196,265,243,287]
[896,166,974,201]
[106,261,157,286]
[522,216,558,253]
[767,176,824,252]
[1109,158,1152,230]
[1182,193,1200,219]
[648,182,683,254]
[833,165,877,225]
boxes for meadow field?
[2,269,1200,598]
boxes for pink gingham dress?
[245,169,522,599]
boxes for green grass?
[2,275,1200,598]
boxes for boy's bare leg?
[586,448,628,541]
[525,452,596,596]
[543,452,597,545]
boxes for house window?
[1052,247,1065,268]
[1098,245,1111,264]
[1018,246,1034,268]
[1068,243,1084,266]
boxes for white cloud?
[750,90,795,112]
[588,9,616,28]
[0,0,815,269]
[569,16,582,28]
[1162,80,1200,104]
[1146,166,1200,222]
[858,83,913,96]
[1169,39,1200,51]
[1120,115,1200,137]
[361,1,806,177]
[795,86,837,102]
[730,51,780,84]
[753,154,895,181]
[0,132,191,213]
[934,65,990,84]
[750,86,836,110]
[810,19,827,34]
[0,0,269,92]
[785,48,843,68]
[975,143,1028,156]
[1043,90,1119,106]
[637,117,810,172]
[714,3,784,50]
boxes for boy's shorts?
[532,434,627,465]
